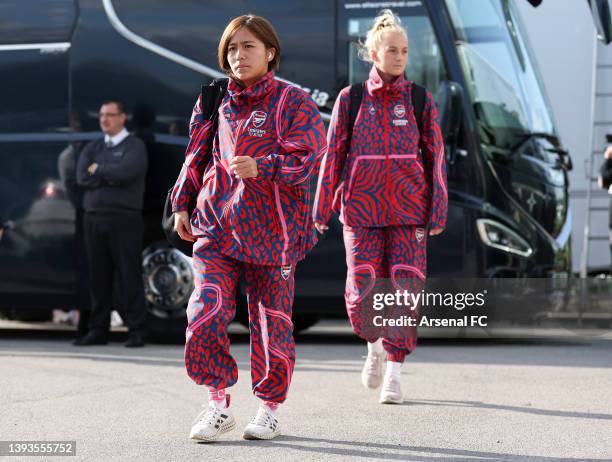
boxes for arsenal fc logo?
[394,104,406,118]
[416,228,425,242]
[252,111,267,128]
[281,265,292,280]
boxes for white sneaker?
[242,406,281,440]
[379,375,403,404]
[189,401,236,442]
[361,351,385,389]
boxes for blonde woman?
[314,9,447,404]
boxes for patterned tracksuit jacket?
[171,72,326,402]
[313,66,448,362]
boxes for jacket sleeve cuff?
[170,174,195,213]
[256,155,278,181]
[428,219,446,230]
[171,204,189,213]
[312,213,325,225]
[171,189,193,212]
[313,208,330,225]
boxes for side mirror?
[438,80,463,154]
[588,0,612,44]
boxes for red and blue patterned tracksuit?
[314,66,447,362]
[171,72,326,403]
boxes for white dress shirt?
[104,128,129,147]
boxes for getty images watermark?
[347,277,493,340]
[349,276,612,339]
[371,288,489,328]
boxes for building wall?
[515,0,609,273]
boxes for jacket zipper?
[384,96,391,223]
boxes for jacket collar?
[366,65,407,96]
[227,71,275,104]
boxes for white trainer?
[189,402,236,442]
[379,375,403,404]
[361,351,385,389]
[242,406,281,440]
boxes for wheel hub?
[142,244,193,319]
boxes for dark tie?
[106,141,113,148]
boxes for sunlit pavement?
[1,320,611,461]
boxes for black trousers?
[84,212,146,337]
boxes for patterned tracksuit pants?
[185,238,295,404]
[343,225,428,363]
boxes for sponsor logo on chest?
[248,110,268,137]
[393,104,408,127]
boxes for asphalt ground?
[1,320,611,462]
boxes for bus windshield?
[445,0,557,149]
[341,1,447,100]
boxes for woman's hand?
[314,222,329,234]
[230,156,258,179]
[429,227,444,236]
[174,211,195,242]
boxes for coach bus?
[1,0,609,337]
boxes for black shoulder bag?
[161,78,228,256]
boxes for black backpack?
[346,81,426,149]
[161,78,228,256]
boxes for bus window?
[0,0,76,45]
[0,1,75,133]
[0,139,76,295]
[445,0,556,149]
[340,1,448,100]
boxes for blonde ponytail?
[358,9,407,62]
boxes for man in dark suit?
[76,100,148,347]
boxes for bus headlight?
[476,219,533,258]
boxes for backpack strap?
[211,78,228,123]
[411,82,426,139]
[347,82,364,150]
[196,78,228,171]
[201,77,228,122]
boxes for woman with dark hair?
[171,14,326,442]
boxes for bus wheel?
[142,241,192,341]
